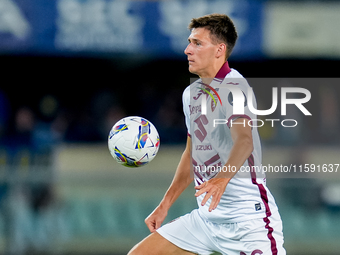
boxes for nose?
[184,43,192,55]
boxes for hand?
[144,205,168,233]
[195,178,230,212]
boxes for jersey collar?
[196,61,231,87]
[215,61,231,81]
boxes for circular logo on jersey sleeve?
[228,91,248,107]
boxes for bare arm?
[195,118,254,211]
[145,136,193,232]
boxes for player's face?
[184,27,221,78]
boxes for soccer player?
[128,14,285,255]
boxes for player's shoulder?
[223,68,250,88]
[182,84,190,101]
[183,78,201,99]
[182,84,192,105]
[228,68,244,78]
[225,68,247,82]
[183,84,191,94]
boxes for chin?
[188,66,198,75]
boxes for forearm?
[216,118,254,180]
[216,135,253,180]
[159,138,193,210]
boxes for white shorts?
[157,209,285,255]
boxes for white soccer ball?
[108,116,160,167]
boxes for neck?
[200,61,230,84]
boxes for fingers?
[145,219,162,233]
[145,215,160,233]
[200,190,213,206]
[194,181,208,197]
[200,189,222,212]
[195,182,206,189]
[195,180,226,212]
[145,219,156,233]
[209,192,223,212]
[155,220,162,231]
[145,214,165,233]
[144,205,168,233]
[195,185,221,212]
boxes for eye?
[194,41,202,46]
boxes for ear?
[216,43,227,59]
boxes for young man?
[128,14,285,255]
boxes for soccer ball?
[108,116,160,167]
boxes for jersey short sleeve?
[220,76,256,128]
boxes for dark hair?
[188,13,238,59]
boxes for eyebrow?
[188,38,202,44]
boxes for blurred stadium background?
[1,0,340,254]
